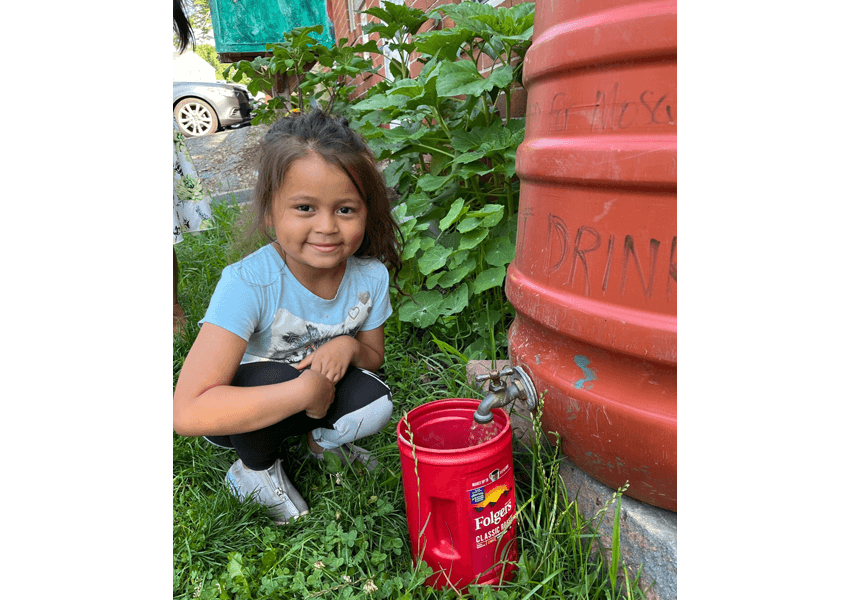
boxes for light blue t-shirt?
[201,244,392,365]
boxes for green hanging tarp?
[209,0,335,53]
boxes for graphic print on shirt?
[267,292,372,363]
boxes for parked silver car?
[173,81,252,137]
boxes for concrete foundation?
[466,361,677,600]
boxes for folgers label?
[467,463,517,573]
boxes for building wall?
[325,0,534,99]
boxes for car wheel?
[174,97,219,137]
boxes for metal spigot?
[473,366,537,424]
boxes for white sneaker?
[225,459,310,524]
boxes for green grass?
[173,201,644,599]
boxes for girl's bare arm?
[295,326,385,384]
[352,325,385,370]
[173,322,335,437]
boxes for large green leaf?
[418,244,452,275]
[398,217,416,239]
[488,64,516,89]
[457,205,504,232]
[382,156,410,188]
[363,2,428,34]
[380,125,429,142]
[417,173,451,192]
[352,94,409,111]
[404,192,436,217]
[401,236,422,261]
[467,204,504,219]
[441,283,470,315]
[387,79,423,97]
[439,255,477,288]
[351,39,381,55]
[458,228,489,251]
[425,270,443,290]
[435,2,493,31]
[484,236,516,266]
[414,28,476,59]
[455,163,494,179]
[451,121,507,153]
[436,61,489,98]
[438,198,468,231]
[398,291,443,327]
[473,266,507,294]
[450,150,487,166]
[456,215,482,233]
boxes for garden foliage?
[226,26,380,120]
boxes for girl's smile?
[310,243,342,252]
[268,151,367,289]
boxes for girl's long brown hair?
[250,110,403,285]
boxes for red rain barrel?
[397,399,518,590]
[507,0,676,511]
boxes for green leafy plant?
[225,25,380,122]
[360,1,430,81]
[349,1,535,361]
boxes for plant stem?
[430,107,453,141]
[413,143,454,159]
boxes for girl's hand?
[295,336,359,384]
[298,368,336,419]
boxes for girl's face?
[268,151,367,282]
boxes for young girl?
[173,110,402,524]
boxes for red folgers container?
[397,399,518,591]
[508,0,677,511]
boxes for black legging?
[205,361,393,470]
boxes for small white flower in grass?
[313,561,325,570]
[342,575,352,584]
[362,579,378,594]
